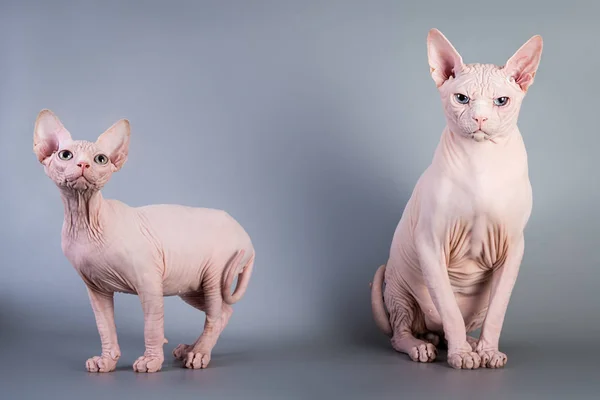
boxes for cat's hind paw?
[183,351,212,369]
[407,343,438,363]
[172,343,192,360]
[418,332,441,347]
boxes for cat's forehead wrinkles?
[462,63,502,76]
[66,140,98,153]
[457,63,507,97]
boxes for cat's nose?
[473,116,488,126]
[77,161,90,169]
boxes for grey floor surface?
[1,329,598,400]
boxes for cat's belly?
[140,205,254,296]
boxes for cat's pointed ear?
[504,35,543,92]
[33,109,72,165]
[96,119,130,171]
[427,28,463,87]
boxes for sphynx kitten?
[370,29,542,369]
[33,110,255,373]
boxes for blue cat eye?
[454,93,470,104]
[494,96,509,106]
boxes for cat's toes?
[172,344,192,360]
[447,351,482,370]
[184,351,212,369]
[85,355,118,373]
[477,349,508,369]
[133,354,164,373]
[407,343,437,363]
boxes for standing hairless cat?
[33,110,255,373]
[371,29,542,369]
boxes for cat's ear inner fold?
[504,35,543,92]
[96,119,131,172]
[427,28,463,88]
[33,109,72,165]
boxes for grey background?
[1,0,599,398]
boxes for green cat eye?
[494,97,509,106]
[454,93,470,104]
[58,150,73,160]
[94,154,109,165]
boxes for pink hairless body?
[33,111,255,373]
[371,29,543,369]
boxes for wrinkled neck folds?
[59,187,106,241]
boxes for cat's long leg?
[85,287,120,373]
[173,293,233,361]
[475,236,524,368]
[133,280,165,373]
[174,289,230,369]
[173,296,233,363]
[172,295,204,362]
[416,239,481,369]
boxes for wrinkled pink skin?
[371,29,543,369]
[33,111,255,373]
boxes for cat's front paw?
[86,354,119,373]
[133,353,164,373]
[447,351,482,370]
[477,348,507,369]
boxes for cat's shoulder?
[104,198,130,209]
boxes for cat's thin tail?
[370,264,392,337]
[222,249,255,305]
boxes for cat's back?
[137,203,226,218]
[135,203,251,246]
[137,203,236,228]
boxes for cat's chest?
[445,162,531,220]
[446,216,508,267]
[62,237,136,294]
[438,177,530,287]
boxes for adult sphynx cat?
[33,110,255,373]
[371,29,542,369]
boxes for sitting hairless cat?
[370,29,542,369]
[33,110,255,373]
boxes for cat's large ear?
[96,119,130,171]
[427,28,464,88]
[33,109,72,165]
[504,35,543,92]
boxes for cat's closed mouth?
[69,175,90,183]
[65,174,92,189]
